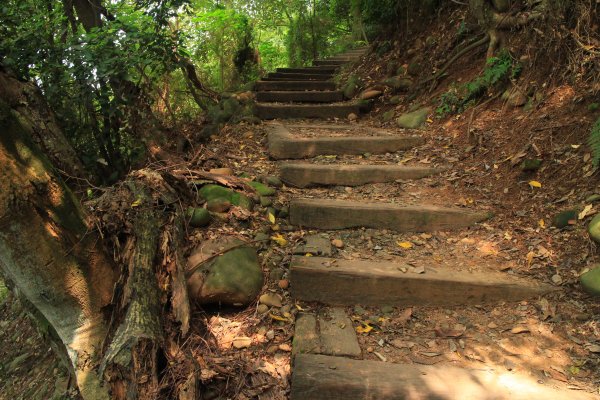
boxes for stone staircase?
[254,52,594,400]
[255,48,367,120]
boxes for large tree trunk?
[0,68,175,399]
[0,69,116,399]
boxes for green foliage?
[589,117,600,167]
[436,50,521,116]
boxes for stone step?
[256,91,344,103]
[256,103,360,120]
[290,256,554,307]
[277,67,337,74]
[292,309,360,358]
[268,125,423,159]
[266,72,333,81]
[289,198,492,231]
[291,354,595,400]
[313,60,348,66]
[255,80,336,92]
[279,163,444,188]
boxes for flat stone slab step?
[280,163,444,187]
[256,103,360,120]
[289,198,492,231]
[255,80,336,92]
[313,60,348,66]
[266,72,333,80]
[256,91,344,103]
[268,125,423,159]
[290,256,554,306]
[293,309,360,358]
[277,67,337,74]
[291,354,595,400]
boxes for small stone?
[209,167,233,175]
[354,305,366,315]
[389,95,402,105]
[488,322,498,329]
[551,274,563,285]
[259,293,283,307]
[331,239,344,249]
[366,346,374,353]
[270,269,284,281]
[264,176,283,188]
[257,304,269,314]
[267,345,279,353]
[278,206,289,218]
[520,159,542,172]
[278,279,289,289]
[254,232,270,243]
[278,343,292,352]
[266,330,275,340]
[359,89,383,100]
[348,113,358,121]
[502,88,527,107]
[382,110,395,122]
[260,196,273,207]
[248,181,276,196]
[381,305,394,314]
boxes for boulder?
[580,267,600,296]
[382,110,396,122]
[262,175,283,188]
[199,184,253,210]
[502,88,527,107]
[383,76,413,92]
[588,214,600,243]
[187,238,263,306]
[389,95,402,105]
[395,107,430,129]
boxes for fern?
[590,117,600,167]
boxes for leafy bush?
[589,117,600,167]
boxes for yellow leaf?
[268,212,276,224]
[526,251,535,267]
[356,324,373,334]
[578,204,593,220]
[529,180,542,188]
[269,313,290,322]
[539,219,546,229]
[426,118,433,123]
[397,241,413,249]
[131,197,142,207]
[305,253,313,257]
[271,234,288,247]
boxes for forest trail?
[254,53,598,399]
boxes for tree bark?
[0,69,116,399]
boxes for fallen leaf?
[578,204,593,220]
[356,324,373,334]
[539,219,545,229]
[131,197,142,207]
[529,180,542,188]
[398,241,413,249]
[271,234,288,247]
[526,251,535,267]
[268,212,276,224]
